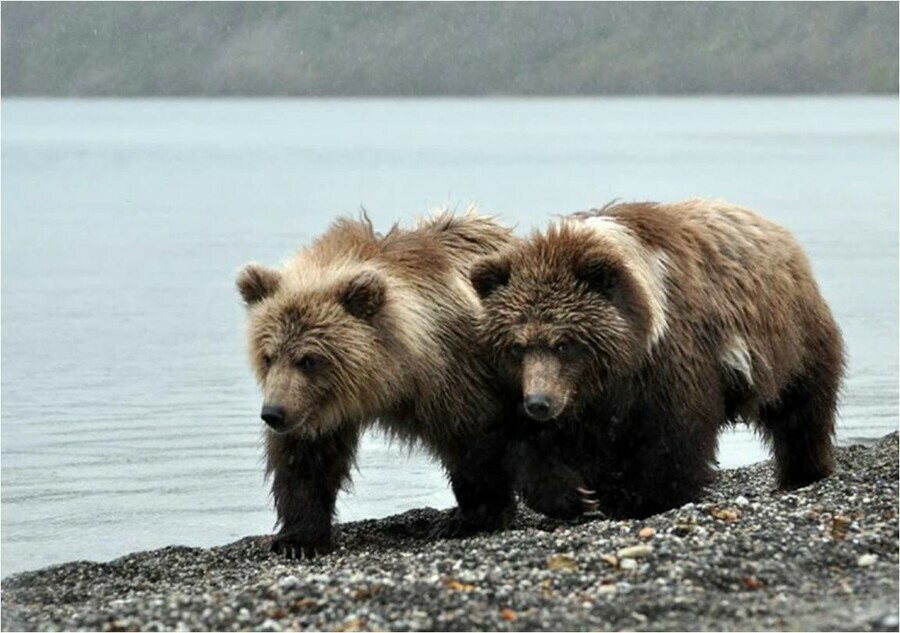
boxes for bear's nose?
[524,393,552,421]
[261,404,286,429]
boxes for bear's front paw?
[525,483,599,520]
[270,532,333,560]
[429,513,468,540]
[429,505,513,540]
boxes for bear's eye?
[509,344,525,360]
[262,354,273,369]
[295,355,321,373]
[554,341,580,357]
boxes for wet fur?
[238,211,519,556]
[472,199,845,519]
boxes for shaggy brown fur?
[471,199,845,519]
[237,211,519,557]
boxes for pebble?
[858,554,879,567]
[617,544,654,559]
[546,554,577,571]
[277,575,300,591]
[710,507,742,521]
[875,612,899,630]
[501,608,517,622]
[599,554,618,567]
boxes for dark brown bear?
[237,211,518,557]
[470,199,845,519]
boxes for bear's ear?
[236,263,281,306]
[470,256,511,299]
[339,270,385,320]
[573,254,618,299]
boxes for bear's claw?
[577,487,600,513]
[270,534,333,560]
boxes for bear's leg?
[515,433,598,520]
[760,370,837,489]
[440,428,517,536]
[265,425,360,558]
[606,398,718,518]
[602,436,715,519]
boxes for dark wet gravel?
[3,433,898,632]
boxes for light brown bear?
[237,212,519,557]
[470,199,845,519]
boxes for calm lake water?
[2,98,897,577]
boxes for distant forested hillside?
[2,2,897,96]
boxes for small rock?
[857,553,878,567]
[277,575,301,591]
[638,527,656,540]
[874,612,900,631]
[734,496,750,507]
[599,554,619,567]
[617,544,654,559]
[547,554,577,571]
[831,515,852,541]
[743,575,764,590]
[340,616,365,632]
[444,578,476,592]
[673,523,695,536]
[710,507,741,522]
[501,608,517,622]
[620,558,638,571]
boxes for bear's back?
[578,199,839,401]
[381,212,515,281]
[303,212,514,285]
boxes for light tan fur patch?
[721,335,754,387]
[383,278,445,372]
[569,215,670,347]
[275,255,444,370]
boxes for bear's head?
[470,220,664,423]
[236,261,396,436]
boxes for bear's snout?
[261,404,287,431]
[521,353,569,421]
[524,393,553,421]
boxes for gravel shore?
[3,433,898,632]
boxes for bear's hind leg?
[759,369,838,489]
